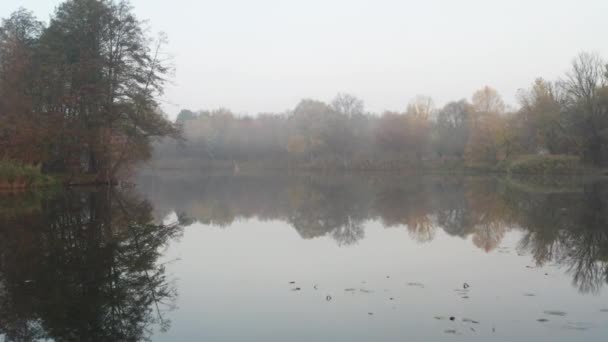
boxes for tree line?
[0,0,178,184]
[156,52,608,170]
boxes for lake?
[1,172,607,341]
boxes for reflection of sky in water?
[155,217,608,342]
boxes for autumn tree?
[289,99,336,161]
[472,86,506,114]
[405,96,433,160]
[0,9,48,164]
[375,111,410,158]
[516,78,571,154]
[465,86,507,164]
[30,0,178,181]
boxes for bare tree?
[563,52,606,108]
[331,93,364,117]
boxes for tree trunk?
[88,146,98,174]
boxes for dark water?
[1,172,608,341]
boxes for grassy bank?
[145,154,602,176]
[0,161,58,190]
[501,155,591,175]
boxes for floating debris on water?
[463,318,479,324]
[600,309,608,313]
[537,318,549,323]
[345,288,356,292]
[544,310,567,316]
[292,287,301,291]
[463,283,470,289]
[444,329,458,334]
[449,316,456,321]
[563,322,590,331]
[326,295,332,301]
[524,293,536,297]
[368,312,374,316]
[360,289,373,293]
[407,282,425,288]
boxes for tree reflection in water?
[0,188,182,341]
[137,172,608,294]
[514,182,608,294]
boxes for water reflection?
[0,189,182,341]
[138,172,608,294]
[2,173,608,341]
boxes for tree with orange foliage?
[465,86,507,165]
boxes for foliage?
[3,2,608,175]
[506,155,584,175]
[157,51,608,173]
[0,160,57,188]
[0,1,179,184]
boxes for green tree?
[176,109,199,123]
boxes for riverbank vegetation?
[3,3,608,181]
[154,53,608,174]
[0,0,179,187]
[0,161,57,189]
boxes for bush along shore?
[0,161,58,190]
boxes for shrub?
[0,161,57,189]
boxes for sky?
[2,0,608,118]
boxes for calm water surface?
[1,172,608,341]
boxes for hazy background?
[2,0,607,118]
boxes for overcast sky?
[2,0,608,118]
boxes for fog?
[3,0,608,118]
